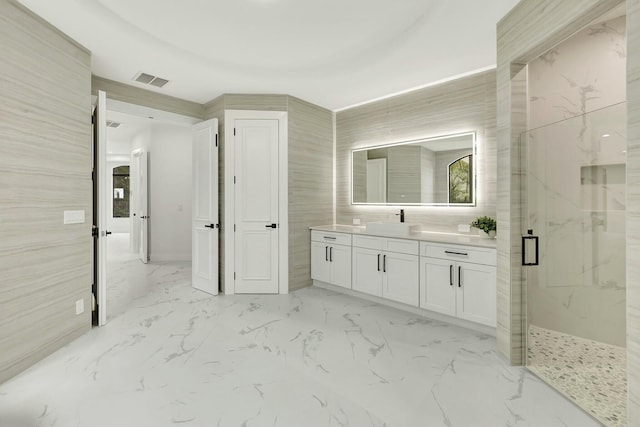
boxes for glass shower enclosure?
[521,102,627,427]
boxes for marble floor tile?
[0,258,603,427]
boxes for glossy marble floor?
[0,254,602,426]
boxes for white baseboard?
[313,280,496,337]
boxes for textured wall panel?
[0,0,92,383]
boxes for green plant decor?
[470,216,497,233]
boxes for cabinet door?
[383,252,419,306]
[329,244,352,289]
[311,241,331,283]
[352,247,383,297]
[419,257,456,316]
[455,262,496,327]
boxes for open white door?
[131,148,149,263]
[96,90,108,326]
[140,150,149,264]
[192,119,219,295]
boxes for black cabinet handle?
[458,266,462,287]
[205,224,215,229]
[377,254,380,271]
[323,236,336,240]
[449,265,453,286]
[383,254,387,272]
[445,250,468,256]
[325,246,328,261]
[265,223,277,229]
[329,247,333,262]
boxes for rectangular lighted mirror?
[351,132,476,206]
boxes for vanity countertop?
[310,224,497,249]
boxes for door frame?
[224,110,288,295]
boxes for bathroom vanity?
[311,225,497,330]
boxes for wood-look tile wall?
[287,96,334,290]
[336,70,497,230]
[203,94,333,292]
[0,0,92,383]
[627,0,640,423]
[92,76,203,119]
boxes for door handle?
[377,254,380,271]
[265,223,277,229]
[383,254,386,273]
[522,229,539,266]
[140,216,149,219]
[204,224,215,229]
[449,265,453,286]
[105,231,112,236]
[458,266,462,287]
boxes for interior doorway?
[93,97,200,324]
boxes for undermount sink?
[365,221,422,236]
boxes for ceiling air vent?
[106,120,122,128]
[133,72,169,88]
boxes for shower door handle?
[522,229,539,266]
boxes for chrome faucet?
[395,209,405,223]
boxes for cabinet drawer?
[311,230,352,246]
[383,238,419,255]
[420,242,496,266]
[352,235,383,250]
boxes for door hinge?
[215,133,218,147]
[234,224,236,232]
[234,272,236,280]
[234,128,236,136]
[234,176,236,184]
[91,171,95,181]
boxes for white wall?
[148,123,192,261]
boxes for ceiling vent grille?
[133,72,169,88]
[106,120,122,128]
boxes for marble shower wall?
[525,15,627,347]
[524,103,627,347]
[528,16,627,130]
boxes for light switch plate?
[458,224,471,233]
[64,210,85,224]
[75,299,84,315]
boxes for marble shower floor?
[528,325,626,427]
[0,263,603,427]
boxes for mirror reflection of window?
[448,155,473,204]
[113,165,130,218]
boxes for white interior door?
[234,119,279,294]
[130,149,141,254]
[138,149,149,264]
[192,119,219,295]
[96,90,108,326]
[366,158,387,203]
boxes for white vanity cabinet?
[419,242,496,327]
[352,235,419,307]
[311,231,352,289]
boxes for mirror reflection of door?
[366,158,387,203]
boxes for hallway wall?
[0,0,92,383]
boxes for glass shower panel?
[522,102,626,427]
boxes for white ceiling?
[17,0,520,111]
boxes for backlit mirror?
[351,132,476,206]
